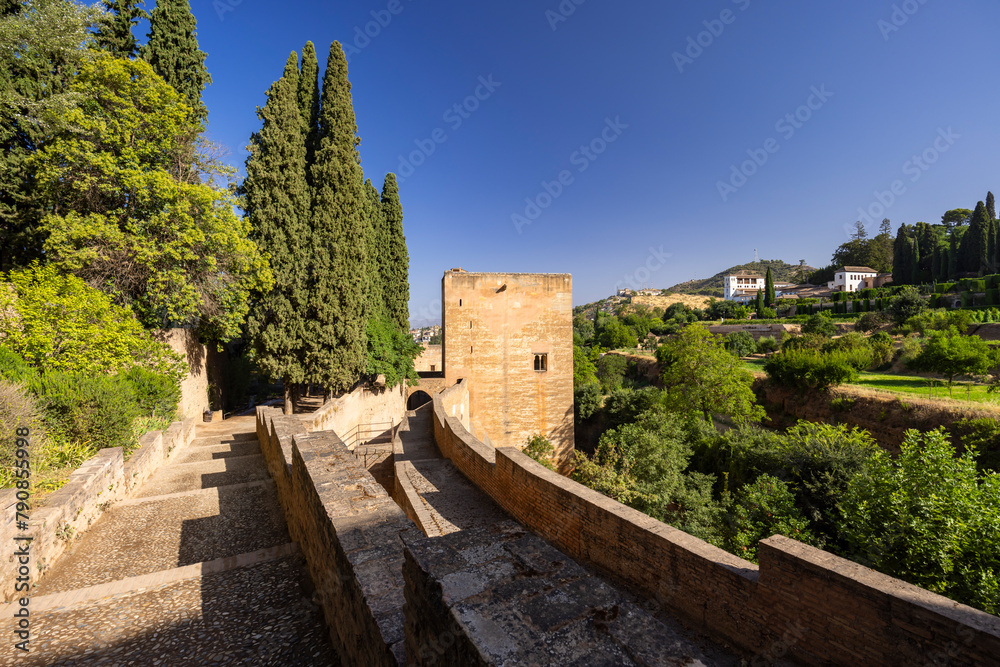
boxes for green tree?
[381,173,410,332]
[0,0,101,271]
[572,343,597,388]
[839,429,1000,614]
[754,288,763,316]
[801,313,836,337]
[596,353,629,393]
[0,263,184,379]
[142,0,211,123]
[907,328,1000,387]
[32,55,272,341]
[523,434,556,471]
[887,286,926,326]
[963,201,991,275]
[723,474,817,563]
[296,41,320,167]
[656,326,764,426]
[725,331,756,358]
[942,208,973,231]
[987,192,996,222]
[242,52,311,413]
[305,42,368,394]
[765,267,775,306]
[93,0,146,59]
[596,318,637,349]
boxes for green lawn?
[745,356,997,404]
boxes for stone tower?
[442,270,574,467]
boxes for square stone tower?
[442,270,574,467]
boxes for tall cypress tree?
[306,41,368,395]
[987,191,996,222]
[966,201,990,275]
[754,289,763,317]
[764,266,775,306]
[297,41,320,168]
[381,173,409,331]
[242,53,311,414]
[94,0,147,59]
[364,178,386,318]
[142,0,211,123]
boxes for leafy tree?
[601,386,662,431]
[887,286,926,326]
[381,173,410,332]
[839,429,1000,614]
[573,383,601,422]
[764,348,862,390]
[242,52,311,412]
[656,326,764,426]
[725,331,756,358]
[142,0,211,123]
[723,474,817,562]
[0,263,184,379]
[596,318,637,349]
[855,311,888,334]
[0,0,102,271]
[94,0,146,59]
[364,318,420,389]
[573,344,597,388]
[942,208,973,232]
[31,55,272,341]
[907,328,1000,387]
[305,42,368,394]
[596,353,629,393]
[801,313,836,337]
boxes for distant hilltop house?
[827,267,892,293]
[616,288,633,297]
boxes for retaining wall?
[1,417,197,602]
[431,379,1000,665]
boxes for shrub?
[0,346,39,386]
[756,335,779,354]
[781,333,827,352]
[33,373,140,454]
[855,311,888,333]
[523,434,556,471]
[0,380,49,488]
[574,383,602,422]
[725,331,757,358]
[764,349,860,390]
[868,332,894,368]
[801,313,836,337]
[722,474,817,562]
[950,418,1000,473]
[118,367,180,418]
[888,286,927,325]
[898,336,923,365]
[822,332,870,355]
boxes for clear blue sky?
[189,0,1000,325]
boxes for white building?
[828,266,877,293]
[723,274,765,301]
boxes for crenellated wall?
[429,379,1000,666]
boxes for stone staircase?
[1,416,336,666]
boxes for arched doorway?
[407,390,432,410]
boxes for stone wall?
[1,417,197,602]
[255,384,411,665]
[442,271,574,467]
[414,344,442,372]
[160,328,208,422]
[430,379,1000,665]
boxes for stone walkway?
[396,404,742,666]
[0,417,336,666]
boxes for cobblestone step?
[33,481,289,595]
[3,554,337,666]
[134,454,269,497]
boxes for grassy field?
[744,357,998,404]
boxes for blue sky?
[189,0,1000,325]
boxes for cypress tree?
[987,191,996,222]
[911,237,920,284]
[364,178,386,317]
[306,41,368,395]
[948,228,961,279]
[754,289,763,317]
[142,0,211,123]
[297,41,320,167]
[968,201,990,275]
[242,53,311,414]
[94,0,147,59]
[764,266,775,307]
[381,173,409,331]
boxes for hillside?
[665,259,815,296]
